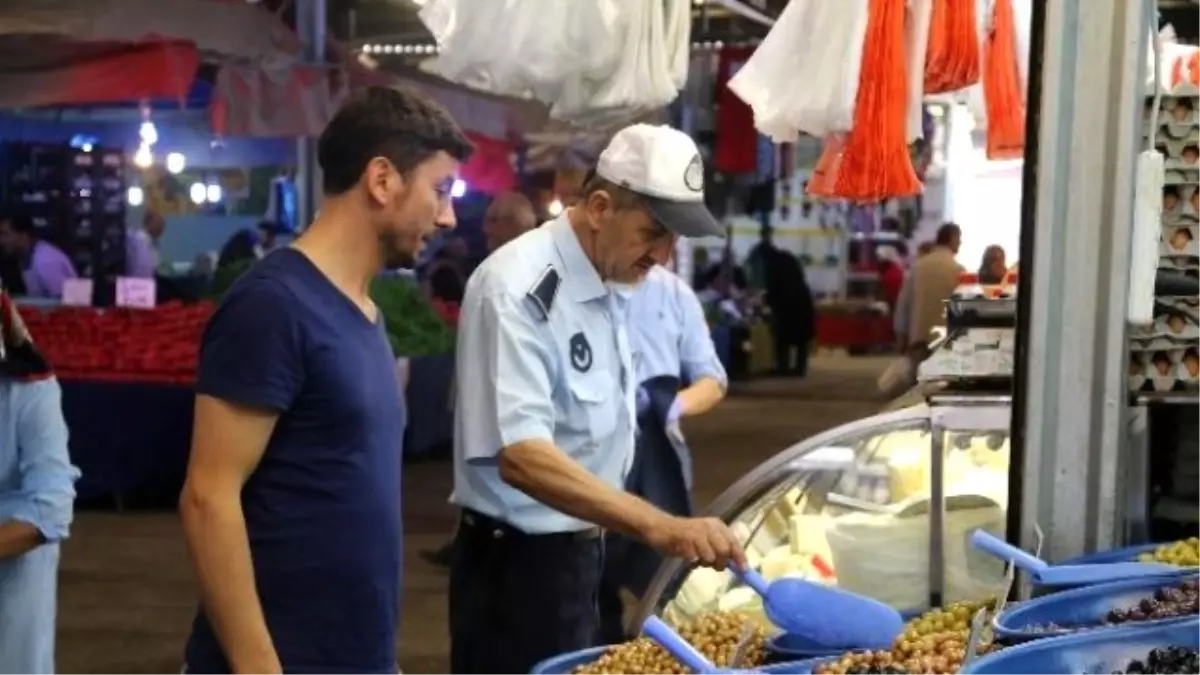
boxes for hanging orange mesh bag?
[810,0,920,202]
[806,134,845,199]
[982,0,1025,160]
[924,0,981,94]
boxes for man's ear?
[364,157,397,206]
[582,190,612,231]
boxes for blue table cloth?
[58,353,456,500]
[59,379,194,501]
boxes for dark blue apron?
[599,375,693,641]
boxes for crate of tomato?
[21,301,213,385]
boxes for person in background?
[481,191,538,254]
[126,211,165,278]
[178,86,472,674]
[0,217,77,299]
[216,229,260,271]
[599,261,727,642]
[765,248,816,376]
[893,241,934,352]
[255,221,286,258]
[905,223,965,359]
[424,234,471,304]
[0,282,81,673]
[422,191,538,568]
[978,245,1007,284]
[876,245,905,311]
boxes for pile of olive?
[1116,646,1199,674]
[1137,538,1200,567]
[902,597,994,638]
[1105,579,1200,625]
[573,611,767,675]
[820,629,998,672]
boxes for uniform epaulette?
[526,266,560,322]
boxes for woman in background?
[978,245,1008,284]
[0,282,81,673]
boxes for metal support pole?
[1013,0,1150,568]
[295,0,327,230]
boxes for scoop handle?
[970,530,1048,571]
[731,565,772,598]
[642,616,718,674]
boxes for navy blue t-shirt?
[184,249,405,674]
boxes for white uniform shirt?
[628,265,727,387]
[451,213,636,534]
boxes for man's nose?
[437,201,458,230]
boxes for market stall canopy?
[0,0,301,64]
[0,36,200,109]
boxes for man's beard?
[379,229,416,270]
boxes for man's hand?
[646,515,747,571]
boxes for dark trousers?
[771,317,810,376]
[448,510,603,674]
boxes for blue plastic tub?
[764,633,846,662]
[530,645,828,674]
[994,573,1199,643]
[961,617,1199,674]
[1059,543,1164,566]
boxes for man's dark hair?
[935,222,962,246]
[317,86,474,195]
[6,215,35,236]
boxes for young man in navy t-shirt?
[179,87,472,674]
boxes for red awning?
[0,37,199,108]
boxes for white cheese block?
[761,545,812,582]
[672,567,733,617]
[775,488,805,518]
[717,586,772,630]
[788,514,835,566]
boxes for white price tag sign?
[115,277,156,309]
[61,278,94,307]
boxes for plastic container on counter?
[961,617,1199,674]
[529,645,823,674]
[993,574,1199,643]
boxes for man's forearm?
[677,377,725,417]
[0,520,43,559]
[180,488,280,673]
[498,440,670,542]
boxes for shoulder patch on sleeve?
[525,266,560,321]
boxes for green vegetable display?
[208,260,454,357]
[369,276,456,357]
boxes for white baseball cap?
[595,124,724,238]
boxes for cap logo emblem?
[684,154,704,193]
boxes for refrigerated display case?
[633,393,1015,633]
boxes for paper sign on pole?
[115,277,156,309]
[61,278,94,307]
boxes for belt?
[459,509,603,542]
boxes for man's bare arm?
[0,521,42,559]
[498,440,746,569]
[179,395,281,674]
[676,376,725,418]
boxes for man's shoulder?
[470,228,556,300]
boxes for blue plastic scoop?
[970,530,1184,585]
[731,567,903,649]
[641,616,758,674]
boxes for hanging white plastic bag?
[552,0,686,123]
[727,0,870,142]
